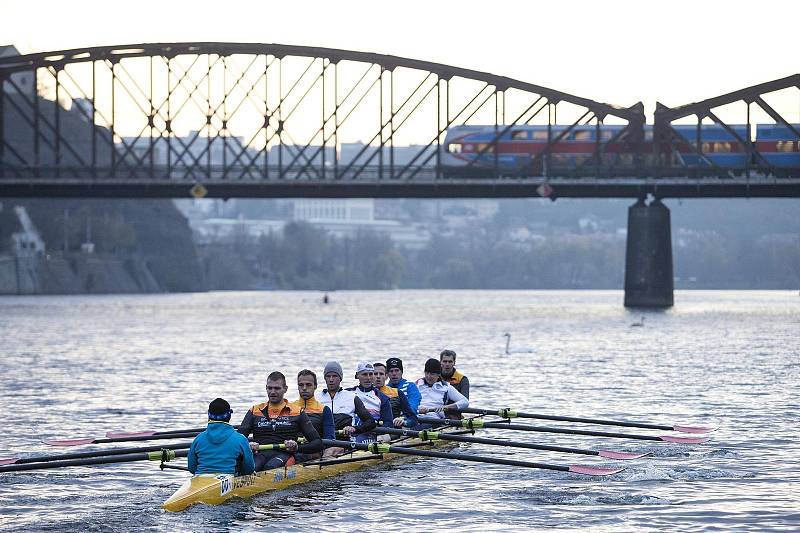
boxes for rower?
[374,362,418,428]
[385,357,421,413]
[238,371,323,471]
[188,398,255,476]
[291,369,335,462]
[439,349,469,399]
[416,358,469,423]
[315,360,377,454]
[345,362,394,442]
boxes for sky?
[2,0,799,120]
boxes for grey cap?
[323,360,343,379]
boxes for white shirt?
[415,378,469,418]
[315,388,357,418]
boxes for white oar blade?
[105,431,156,439]
[0,457,20,466]
[42,438,95,447]
[568,465,625,476]
[659,435,709,444]
[597,450,649,460]
[673,425,717,434]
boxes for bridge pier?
[624,198,674,308]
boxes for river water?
[0,290,798,532]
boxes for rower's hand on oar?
[284,440,298,453]
[249,442,260,452]
[342,426,356,436]
[393,417,406,428]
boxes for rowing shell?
[162,430,459,512]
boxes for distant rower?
[291,369,336,462]
[188,398,255,476]
[316,360,377,455]
[238,371,322,470]
[374,362,418,428]
[346,362,394,441]
[386,357,421,413]
[416,358,469,421]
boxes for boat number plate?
[217,475,233,496]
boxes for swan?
[503,333,534,354]
[630,316,645,327]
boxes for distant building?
[0,45,34,95]
[293,199,374,222]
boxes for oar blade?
[42,438,96,447]
[0,457,20,466]
[673,425,717,434]
[105,431,157,439]
[568,465,625,476]
[659,435,709,444]
[597,450,650,460]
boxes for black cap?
[208,398,233,421]
[424,358,442,374]
[386,357,403,372]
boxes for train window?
[511,130,529,140]
[701,142,712,153]
[477,143,495,154]
[573,131,592,141]
[776,141,795,152]
[714,142,731,153]
[601,131,614,141]
[532,131,549,140]
[447,143,462,154]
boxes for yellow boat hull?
[163,437,450,512]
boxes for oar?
[419,417,710,444]
[321,439,624,476]
[461,407,716,434]
[0,442,193,466]
[0,443,284,473]
[43,431,202,446]
[105,424,241,439]
[375,427,648,460]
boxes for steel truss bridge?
[1,42,799,199]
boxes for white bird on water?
[630,316,646,327]
[503,333,534,354]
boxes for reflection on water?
[1,290,798,532]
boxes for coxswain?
[385,357,421,412]
[188,398,255,475]
[238,371,323,471]
[373,362,418,428]
[291,369,336,462]
[315,361,377,455]
[345,362,394,442]
[416,358,469,422]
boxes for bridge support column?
[624,198,674,308]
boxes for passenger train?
[440,123,800,176]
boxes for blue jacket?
[188,422,255,475]
[389,378,421,412]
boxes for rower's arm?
[397,389,419,425]
[296,412,323,454]
[321,406,336,440]
[352,397,376,434]
[379,394,394,429]
[237,410,254,438]
[446,384,469,410]
[459,376,470,399]
[404,382,422,412]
